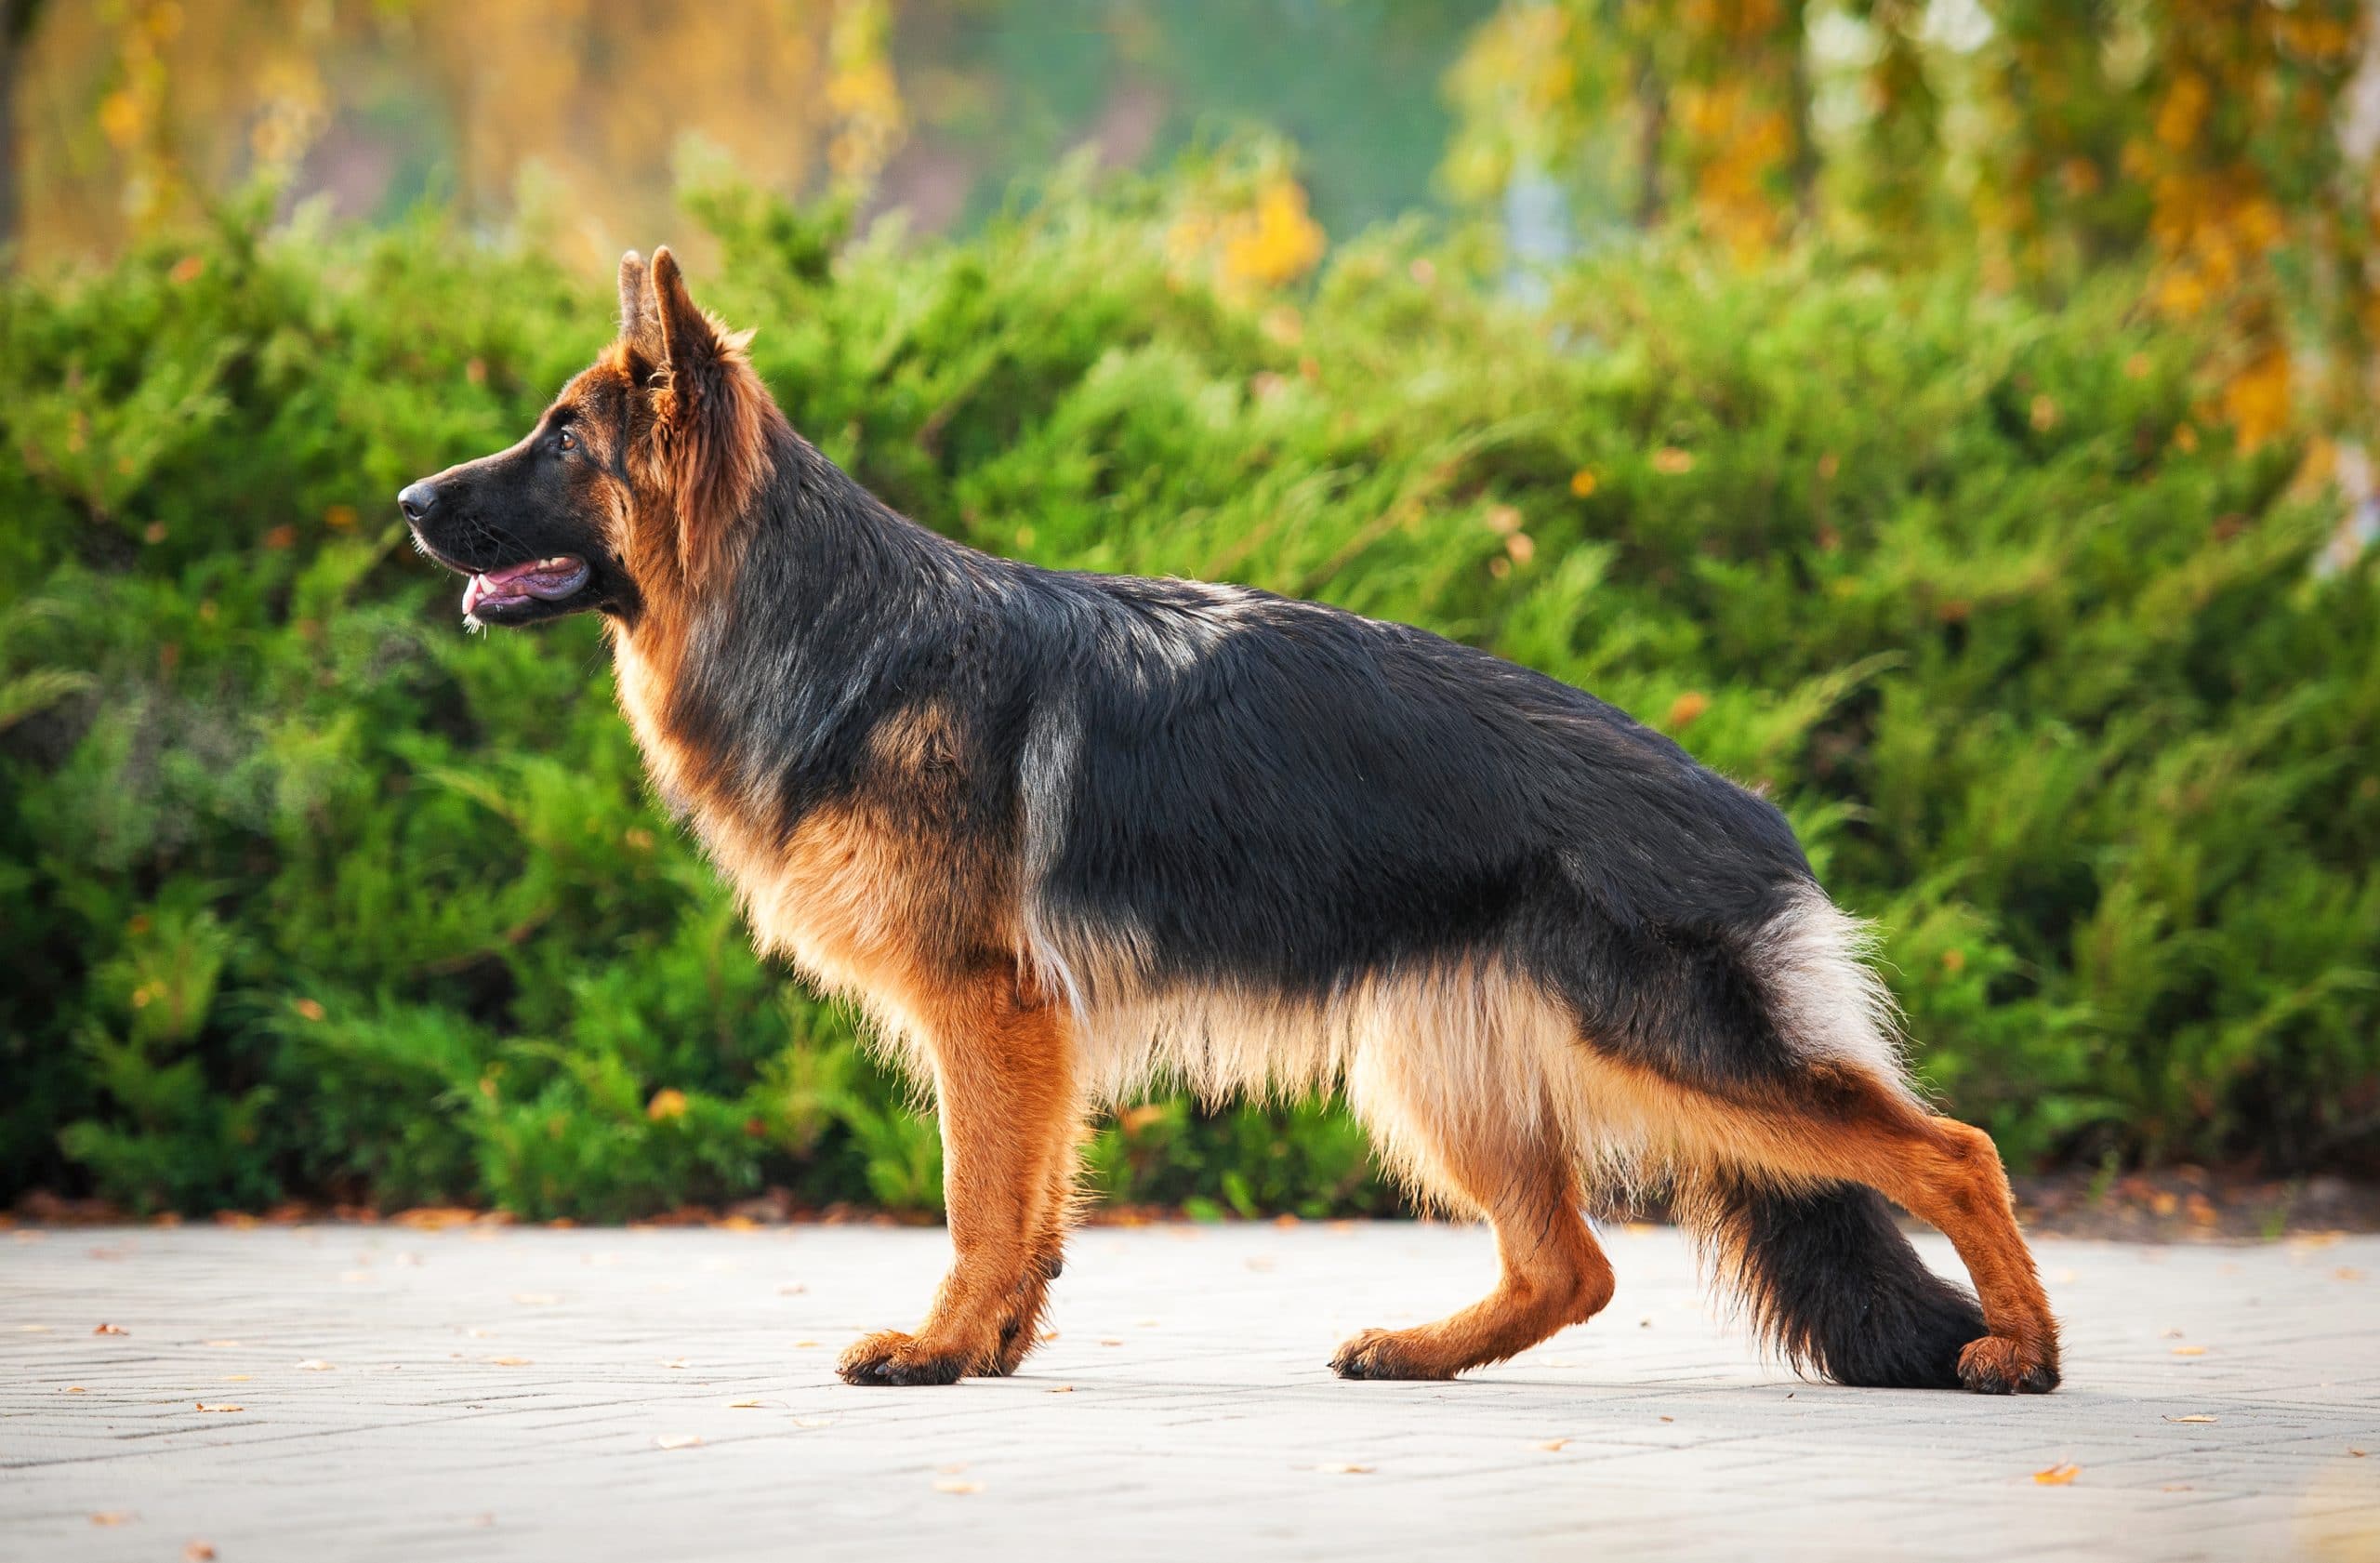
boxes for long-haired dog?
[402,249,2059,1393]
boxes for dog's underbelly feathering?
[403,245,2062,1397]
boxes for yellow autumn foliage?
[1168,160,1327,302]
[18,0,891,267]
[1441,0,2371,445]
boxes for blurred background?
[3,1,2376,1228]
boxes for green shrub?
[2,169,2373,1218]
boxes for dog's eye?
[557,430,576,453]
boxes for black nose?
[398,481,438,523]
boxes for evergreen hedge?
[4,172,2374,1219]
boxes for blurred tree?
[13,0,895,267]
[14,0,1487,268]
[0,0,46,254]
[1445,0,1811,262]
[1446,0,2377,445]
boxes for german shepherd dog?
[401,249,2059,1394]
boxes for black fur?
[666,430,1824,1094]
[405,323,2046,1393]
[1698,1176,1988,1389]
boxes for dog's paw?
[835,1330,972,1387]
[1955,1335,2059,1395]
[1329,1327,1460,1382]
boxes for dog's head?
[401,248,772,629]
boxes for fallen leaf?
[296,1359,334,1371]
[2165,1414,2218,1424]
[221,1375,252,1383]
[2162,1484,2194,1492]
[485,1357,533,1367]
[1048,1385,1075,1394]
[728,1399,769,1409]
[2336,1267,2365,1281]
[1316,1463,1376,1475]
[2171,1345,2207,1358]
[93,1323,128,1336]
[654,1434,702,1450]
[2033,1463,2081,1486]
[90,1512,134,1527]
[933,1480,985,1494]
[62,1384,86,1394]
[1538,1439,1569,1452]
[792,1339,820,1348]
[658,1358,689,1370]
[193,1403,245,1413]
[1659,1415,1675,1424]
[2351,1449,2368,1458]
[775,1283,807,1296]
[185,1543,218,1560]
[1098,1338,1123,1346]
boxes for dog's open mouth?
[462,556,589,617]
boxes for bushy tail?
[1683,1172,1985,1389]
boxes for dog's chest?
[610,635,941,1019]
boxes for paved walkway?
[3,1221,2375,1561]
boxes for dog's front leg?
[838,978,1078,1385]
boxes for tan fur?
[866,700,962,775]
[838,976,1084,1384]
[1041,954,2051,1382]
[617,629,1078,1384]
[584,253,2052,1390]
[648,246,773,589]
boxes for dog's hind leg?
[1657,1065,2059,1395]
[838,980,1078,1386]
[1823,1103,2059,1394]
[1331,1049,1613,1381]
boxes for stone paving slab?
[3,1222,2375,1561]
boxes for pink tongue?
[466,556,588,613]
[482,557,586,596]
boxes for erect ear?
[650,245,721,385]
[617,249,654,348]
[645,245,768,588]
